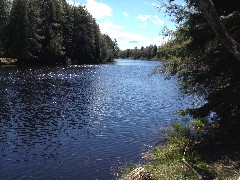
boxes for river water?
[0,59,199,179]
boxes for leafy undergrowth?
[122,122,240,180]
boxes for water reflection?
[0,60,199,179]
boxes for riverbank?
[123,58,160,61]
[122,122,240,180]
[0,58,17,65]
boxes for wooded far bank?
[0,0,119,65]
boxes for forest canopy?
[0,0,118,65]
[118,45,159,60]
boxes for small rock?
[124,167,152,180]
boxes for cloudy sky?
[67,0,180,50]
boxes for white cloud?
[137,14,164,27]
[151,15,164,25]
[85,0,112,19]
[99,20,124,32]
[136,15,150,28]
[67,0,166,50]
[99,20,166,50]
[123,12,129,17]
[67,0,112,20]
[137,15,150,23]
[66,0,81,6]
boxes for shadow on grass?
[187,128,240,180]
[121,122,240,180]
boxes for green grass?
[122,122,240,180]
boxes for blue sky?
[67,0,181,50]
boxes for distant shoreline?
[0,58,17,65]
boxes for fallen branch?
[182,158,203,180]
[182,142,203,179]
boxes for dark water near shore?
[0,59,200,179]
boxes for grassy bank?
[122,122,240,180]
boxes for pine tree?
[0,0,10,57]
[100,34,116,62]
[24,0,43,63]
[7,0,29,60]
[72,6,97,64]
[38,0,65,64]
[1,0,115,64]
[152,45,157,58]
[62,3,74,63]
[92,22,101,63]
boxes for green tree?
[194,0,240,62]
[24,0,43,63]
[6,0,29,60]
[61,3,75,64]
[126,49,130,59]
[159,0,240,136]
[0,0,115,65]
[39,0,65,64]
[68,5,101,64]
[146,46,152,59]
[100,34,116,62]
[0,0,10,57]
[113,39,120,59]
[152,45,158,58]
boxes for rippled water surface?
[0,60,198,179]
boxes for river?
[0,59,199,179]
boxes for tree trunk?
[195,0,240,62]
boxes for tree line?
[118,45,159,60]
[0,0,118,65]
[158,0,240,138]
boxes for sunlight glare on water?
[0,59,200,179]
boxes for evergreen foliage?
[119,44,159,60]
[0,0,118,65]
[158,0,240,138]
[0,0,10,57]
[100,34,118,62]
